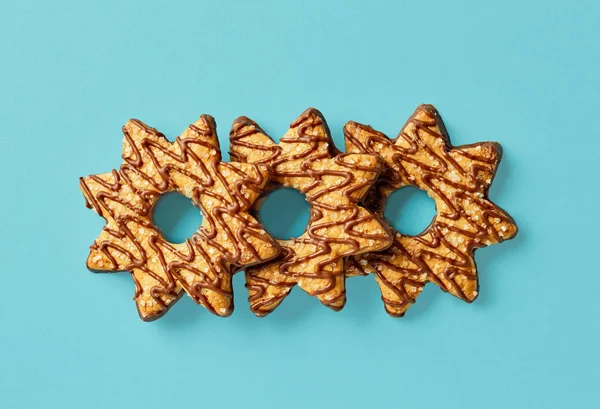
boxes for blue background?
[1,1,599,408]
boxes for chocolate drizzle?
[344,104,518,317]
[80,115,280,321]
[229,108,392,316]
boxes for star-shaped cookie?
[229,108,393,316]
[344,104,518,317]
[80,115,280,321]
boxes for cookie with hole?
[79,115,280,321]
[344,104,518,317]
[229,108,393,316]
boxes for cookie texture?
[80,115,280,321]
[229,108,393,316]
[345,105,518,317]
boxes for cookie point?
[386,308,407,318]
[465,291,478,303]
[123,118,139,129]
[214,306,233,317]
[125,118,165,138]
[302,107,324,118]
[290,107,326,128]
[489,141,503,157]
[252,310,269,318]
[233,115,255,126]
[230,116,262,135]
[199,114,217,130]
[138,311,160,322]
[343,120,362,132]
[347,121,382,137]
[416,104,438,114]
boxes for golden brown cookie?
[229,108,393,316]
[344,104,518,317]
[80,115,280,321]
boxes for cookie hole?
[384,186,436,236]
[152,192,203,244]
[259,188,310,240]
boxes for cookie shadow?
[399,284,441,322]
[152,294,208,328]
[222,272,326,329]
[473,230,526,309]
[253,287,325,327]
[473,146,525,310]
[341,275,386,324]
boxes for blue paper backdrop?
[1,1,599,408]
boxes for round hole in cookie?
[259,188,310,240]
[384,186,436,236]
[152,192,203,244]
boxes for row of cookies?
[79,105,517,321]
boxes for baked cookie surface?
[345,105,518,317]
[230,108,393,316]
[80,115,280,321]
